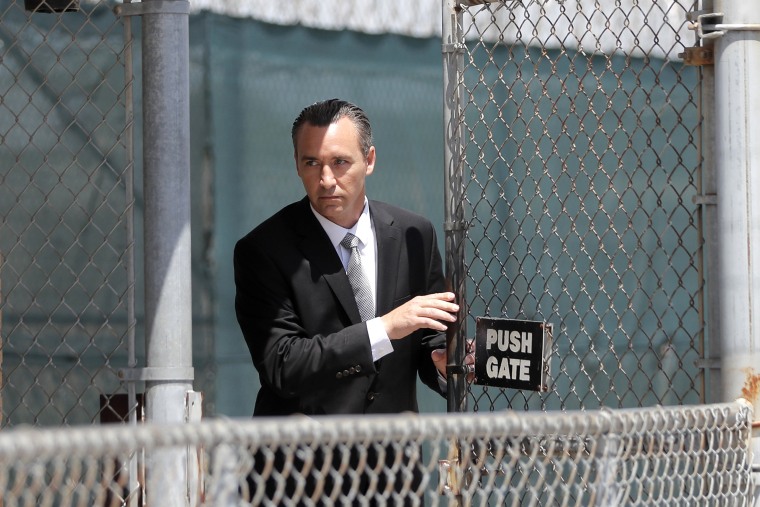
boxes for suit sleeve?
[234,237,377,399]
[416,223,448,397]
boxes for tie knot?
[341,233,360,250]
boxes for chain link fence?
[444,1,705,412]
[2,0,756,503]
[0,401,752,506]
[0,0,717,420]
[0,0,133,426]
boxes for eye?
[304,159,319,167]
[335,159,348,165]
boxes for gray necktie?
[340,232,375,321]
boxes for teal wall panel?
[196,13,447,416]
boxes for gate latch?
[688,11,724,40]
[687,10,760,40]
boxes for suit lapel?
[292,198,362,324]
[371,202,401,316]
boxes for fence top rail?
[0,400,751,461]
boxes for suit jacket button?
[349,367,356,375]
[355,365,362,373]
[343,369,350,377]
[336,372,343,379]
[366,391,376,401]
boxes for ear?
[365,146,376,176]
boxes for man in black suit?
[234,99,458,418]
[233,99,458,503]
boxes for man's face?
[295,117,375,229]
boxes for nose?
[320,165,336,188]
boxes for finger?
[419,292,456,302]
[408,299,457,319]
[425,308,457,322]
[422,318,450,332]
[420,299,459,315]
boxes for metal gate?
[443,0,705,412]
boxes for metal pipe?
[120,1,141,504]
[442,0,468,415]
[697,0,721,406]
[713,0,760,502]
[141,0,193,505]
[0,401,750,458]
[442,4,468,505]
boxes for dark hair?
[291,99,373,157]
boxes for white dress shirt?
[310,198,394,362]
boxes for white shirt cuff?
[366,317,394,361]
[437,371,447,392]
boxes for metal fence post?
[0,252,3,427]
[140,0,194,504]
[712,0,760,500]
[442,3,468,502]
[442,0,467,415]
[696,0,722,406]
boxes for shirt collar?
[310,197,373,250]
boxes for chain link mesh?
[0,402,752,506]
[448,1,704,412]
[1,1,754,503]
[0,0,132,426]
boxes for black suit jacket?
[234,197,446,416]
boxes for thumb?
[431,348,446,376]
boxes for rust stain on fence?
[741,368,760,404]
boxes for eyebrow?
[299,154,353,162]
